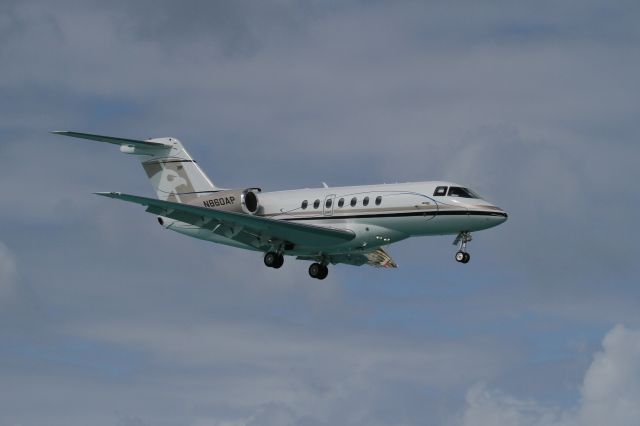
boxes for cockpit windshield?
[447,186,481,198]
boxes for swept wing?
[96,192,355,248]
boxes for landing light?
[120,145,136,154]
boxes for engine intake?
[241,188,260,214]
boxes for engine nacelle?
[190,188,261,214]
[240,188,260,214]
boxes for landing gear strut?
[264,251,284,269]
[308,263,328,280]
[454,232,472,264]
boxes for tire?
[309,263,321,278]
[264,252,278,268]
[273,253,284,269]
[462,253,470,264]
[317,265,329,280]
[455,251,466,262]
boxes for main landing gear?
[454,231,472,264]
[308,263,329,280]
[264,251,284,269]
[263,251,329,279]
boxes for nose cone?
[488,205,508,219]
[492,208,508,226]
[496,209,508,224]
[468,205,508,230]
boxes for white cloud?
[460,325,640,426]
[62,316,518,425]
[576,325,640,426]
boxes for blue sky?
[1,1,640,425]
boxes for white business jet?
[54,131,508,279]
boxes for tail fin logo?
[143,161,196,203]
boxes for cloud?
[1,1,640,425]
[461,325,640,426]
[576,325,640,425]
[462,386,566,426]
[57,308,520,426]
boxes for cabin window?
[375,196,382,205]
[313,199,320,208]
[434,186,447,196]
[301,200,308,209]
[447,186,479,198]
[338,198,345,207]
[363,196,370,206]
[350,197,357,207]
[325,198,332,208]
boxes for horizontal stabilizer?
[51,131,172,148]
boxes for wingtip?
[93,191,121,197]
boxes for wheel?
[273,253,284,269]
[455,251,466,263]
[309,263,321,278]
[264,252,278,268]
[462,252,470,264]
[317,265,329,280]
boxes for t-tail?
[52,131,219,202]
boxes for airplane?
[53,131,508,279]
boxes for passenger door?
[323,194,336,216]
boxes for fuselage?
[164,181,508,257]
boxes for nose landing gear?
[453,232,472,264]
[455,250,470,264]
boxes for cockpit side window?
[433,186,448,196]
[447,187,479,198]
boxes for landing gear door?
[323,194,336,216]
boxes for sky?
[1,0,639,425]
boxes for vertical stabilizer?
[139,137,219,202]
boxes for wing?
[297,247,398,268]
[96,192,355,248]
[52,131,172,148]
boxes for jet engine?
[240,188,260,214]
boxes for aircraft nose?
[493,206,507,216]
[498,210,508,223]
[491,206,508,222]
[472,205,508,225]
